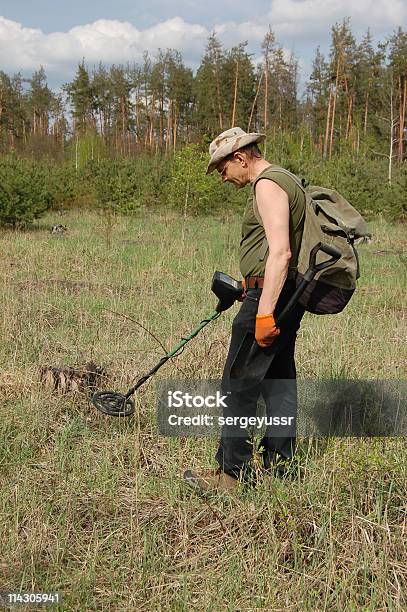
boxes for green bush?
[168,144,246,215]
[1,136,405,225]
[377,162,407,221]
[90,155,172,213]
[0,157,54,226]
[47,164,78,210]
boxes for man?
[183,127,306,493]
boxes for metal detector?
[91,242,341,417]
[92,272,243,416]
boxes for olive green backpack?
[254,167,371,314]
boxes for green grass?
[0,210,406,610]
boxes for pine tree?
[150,50,167,149]
[324,18,357,157]
[269,48,298,131]
[166,50,193,150]
[109,64,134,155]
[65,61,96,135]
[0,72,28,149]
[27,67,54,137]
[92,63,114,142]
[222,43,255,130]
[260,28,276,132]
[388,28,407,161]
[194,33,225,136]
[306,47,330,147]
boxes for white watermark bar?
[156,379,407,438]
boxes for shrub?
[47,164,78,210]
[168,144,246,215]
[90,154,172,213]
[0,157,54,226]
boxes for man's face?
[217,153,249,188]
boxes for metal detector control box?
[211,271,243,312]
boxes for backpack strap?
[253,167,307,274]
[252,166,307,226]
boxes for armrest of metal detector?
[211,271,243,312]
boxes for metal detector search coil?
[92,391,135,417]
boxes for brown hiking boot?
[183,467,239,494]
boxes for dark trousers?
[215,279,305,479]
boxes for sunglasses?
[218,158,233,178]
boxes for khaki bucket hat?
[206,127,265,175]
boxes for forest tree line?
[0,19,406,164]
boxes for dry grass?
[0,211,406,610]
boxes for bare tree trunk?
[247,71,263,132]
[135,92,140,144]
[121,97,128,156]
[149,95,155,149]
[215,67,223,130]
[329,56,341,159]
[231,59,239,126]
[75,135,79,171]
[144,80,149,149]
[345,95,353,140]
[363,90,369,135]
[278,96,282,130]
[264,65,268,131]
[398,77,406,163]
[389,87,395,185]
[99,110,104,140]
[329,86,338,159]
[173,104,177,153]
[165,100,171,156]
[159,96,164,149]
[60,122,64,153]
[323,85,333,158]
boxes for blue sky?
[0,0,405,92]
[1,0,268,33]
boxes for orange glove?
[255,313,280,347]
[237,278,246,302]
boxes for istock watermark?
[156,379,407,438]
[167,390,228,408]
[167,413,295,428]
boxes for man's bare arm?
[255,179,291,315]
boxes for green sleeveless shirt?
[239,165,306,278]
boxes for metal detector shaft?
[124,309,220,399]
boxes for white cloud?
[0,6,404,91]
[0,16,209,76]
[214,21,269,42]
[268,0,407,38]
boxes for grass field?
[1,210,406,610]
